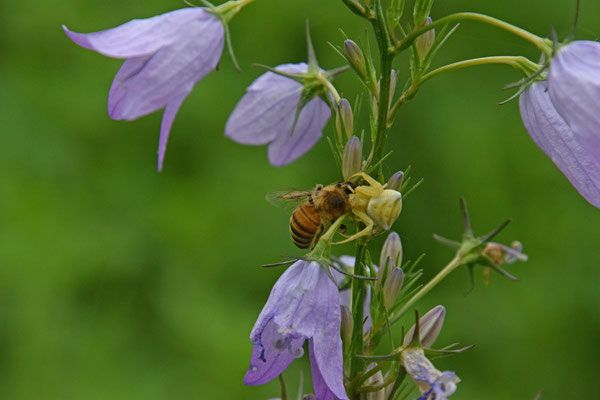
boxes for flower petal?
[107,14,224,120]
[549,41,600,155]
[519,81,600,207]
[244,317,305,385]
[225,63,309,146]
[308,340,336,400]
[157,93,187,171]
[62,8,212,58]
[308,280,348,400]
[267,95,331,166]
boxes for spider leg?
[331,210,374,244]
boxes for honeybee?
[268,172,403,248]
[267,182,355,249]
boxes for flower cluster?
[62,1,600,399]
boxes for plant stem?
[421,56,541,83]
[370,3,394,173]
[393,12,552,55]
[390,255,462,325]
[349,241,368,391]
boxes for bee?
[268,172,403,248]
[267,182,355,249]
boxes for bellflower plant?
[64,0,600,399]
[63,1,253,170]
[244,260,348,400]
[519,41,600,207]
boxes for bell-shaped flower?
[519,41,600,207]
[225,63,331,166]
[244,260,348,400]
[63,7,225,171]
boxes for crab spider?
[335,172,403,244]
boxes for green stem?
[393,12,552,55]
[390,255,462,325]
[318,73,342,104]
[349,240,368,398]
[370,2,394,173]
[387,55,540,125]
[421,56,541,83]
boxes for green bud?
[403,305,446,348]
[383,267,404,309]
[344,39,367,77]
[387,171,404,191]
[342,136,362,180]
[338,98,354,139]
[415,17,435,60]
[341,305,354,345]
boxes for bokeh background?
[1,0,599,398]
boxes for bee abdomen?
[290,206,321,249]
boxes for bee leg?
[331,210,374,244]
[310,224,325,250]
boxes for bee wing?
[265,189,311,211]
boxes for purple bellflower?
[225,63,331,166]
[63,8,225,171]
[244,260,348,400]
[519,41,600,207]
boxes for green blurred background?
[1,0,599,398]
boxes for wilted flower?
[519,41,600,208]
[64,7,227,171]
[401,347,460,400]
[225,63,331,166]
[244,260,348,400]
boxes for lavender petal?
[62,8,212,58]
[107,14,223,120]
[519,81,600,207]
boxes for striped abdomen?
[290,204,322,249]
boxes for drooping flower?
[244,260,348,400]
[63,7,225,171]
[225,63,331,166]
[519,41,600,208]
[401,347,460,400]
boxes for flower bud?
[386,171,404,191]
[338,98,354,139]
[379,232,402,270]
[415,17,435,60]
[342,136,362,180]
[341,305,354,345]
[344,39,367,77]
[403,305,446,348]
[383,267,404,309]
